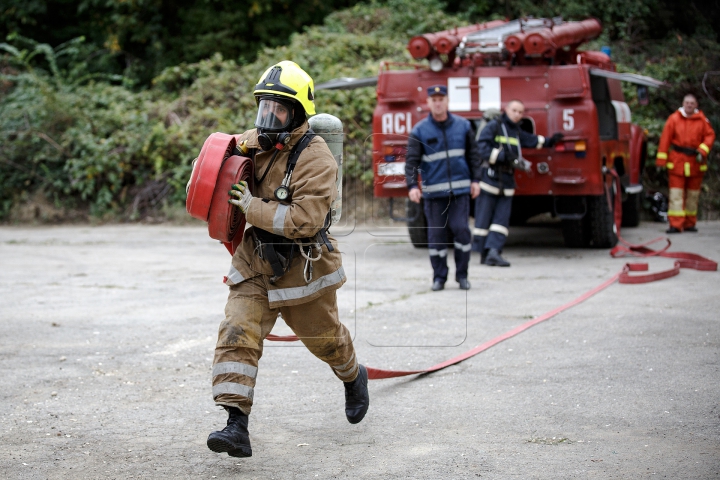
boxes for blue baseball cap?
[427,85,447,97]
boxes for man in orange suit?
[656,94,715,233]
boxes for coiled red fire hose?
[186,132,254,255]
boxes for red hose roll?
[207,155,254,254]
[186,132,237,221]
[186,132,254,255]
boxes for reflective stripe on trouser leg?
[446,194,471,280]
[280,289,358,382]
[667,174,687,230]
[213,275,280,415]
[485,195,513,251]
[684,176,703,228]
[473,191,498,253]
[424,197,451,282]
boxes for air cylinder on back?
[309,113,343,225]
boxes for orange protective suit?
[656,108,715,230]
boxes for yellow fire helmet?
[253,60,316,116]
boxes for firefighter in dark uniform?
[405,85,482,291]
[473,100,562,266]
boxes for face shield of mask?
[255,98,293,132]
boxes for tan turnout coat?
[224,121,345,308]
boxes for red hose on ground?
[265,171,716,379]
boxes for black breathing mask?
[255,97,295,151]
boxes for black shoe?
[685,226,698,232]
[485,248,510,267]
[458,278,471,290]
[207,407,252,457]
[344,365,369,424]
[666,227,681,234]
[431,280,445,291]
[480,252,487,265]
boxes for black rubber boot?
[485,248,510,267]
[207,407,252,457]
[344,364,369,424]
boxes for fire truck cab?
[371,18,662,248]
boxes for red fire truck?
[366,17,663,248]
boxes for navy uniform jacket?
[477,112,546,194]
[405,113,482,199]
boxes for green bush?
[2,0,719,222]
[0,1,467,222]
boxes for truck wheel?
[587,193,618,248]
[561,219,589,248]
[407,199,428,248]
[621,193,641,227]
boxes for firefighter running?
[405,85,482,291]
[206,61,369,458]
[473,100,563,266]
[655,93,716,233]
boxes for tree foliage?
[1,0,720,222]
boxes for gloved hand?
[228,181,254,213]
[696,152,706,163]
[511,158,532,172]
[545,132,564,148]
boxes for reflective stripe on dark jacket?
[405,113,482,199]
[477,113,543,191]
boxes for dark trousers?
[423,195,472,283]
[472,192,512,253]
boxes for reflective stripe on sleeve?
[536,135,545,149]
[226,265,244,285]
[212,362,258,379]
[267,266,346,304]
[494,135,519,146]
[213,382,254,401]
[273,203,289,236]
[503,188,515,197]
[489,148,501,165]
[422,149,466,163]
[699,143,710,154]
[489,224,509,236]
[700,164,708,172]
[666,162,674,169]
[656,152,668,160]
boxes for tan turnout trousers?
[212,274,357,415]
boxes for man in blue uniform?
[405,85,482,291]
[474,100,562,266]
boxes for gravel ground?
[1,219,719,479]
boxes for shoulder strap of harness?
[283,129,316,185]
